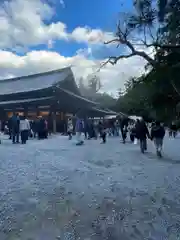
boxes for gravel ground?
[0,134,180,240]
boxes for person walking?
[31,119,38,138]
[87,119,94,139]
[120,117,129,143]
[67,118,73,140]
[98,121,107,144]
[151,121,165,157]
[75,117,84,145]
[11,113,20,144]
[20,116,30,144]
[115,120,120,136]
[8,117,13,140]
[170,122,177,138]
[44,119,48,138]
[83,117,89,140]
[135,118,150,153]
[37,116,46,140]
[129,123,136,143]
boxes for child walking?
[151,121,165,157]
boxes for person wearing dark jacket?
[11,113,20,144]
[129,124,136,142]
[135,118,150,153]
[120,117,129,143]
[98,121,107,143]
[8,118,13,139]
[37,117,46,139]
[31,119,38,138]
[151,121,165,157]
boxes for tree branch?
[105,36,156,67]
[98,53,137,71]
[104,39,120,45]
[108,53,137,64]
[155,44,180,49]
[170,79,180,96]
[104,22,180,68]
[104,19,158,67]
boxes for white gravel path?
[0,134,180,239]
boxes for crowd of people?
[67,117,121,145]
[0,113,49,144]
[0,113,178,158]
[67,116,175,158]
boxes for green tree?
[87,74,102,95]
[78,76,116,109]
[105,0,180,121]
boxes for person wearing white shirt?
[20,116,30,144]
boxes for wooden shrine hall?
[0,67,100,132]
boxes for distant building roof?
[0,67,80,96]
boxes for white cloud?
[0,49,146,94]
[98,56,146,94]
[0,0,114,49]
[0,0,68,49]
[0,0,147,93]
[71,27,113,44]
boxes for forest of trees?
[104,0,180,123]
[78,75,116,109]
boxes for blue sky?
[0,0,145,93]
[31,0,132,57]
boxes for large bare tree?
[103,0,180,68]
[102,0,180,96]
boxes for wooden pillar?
[50,102,57,133]
[52,112,57,133]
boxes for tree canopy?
[78,75,117,109]
[107,0,180,122]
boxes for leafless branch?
[96,53,137,73]
[104,39,120,45]
[102,9,180,70]
[104,32,180,69]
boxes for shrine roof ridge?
[0,66,77,96]
[0,66,71,83]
